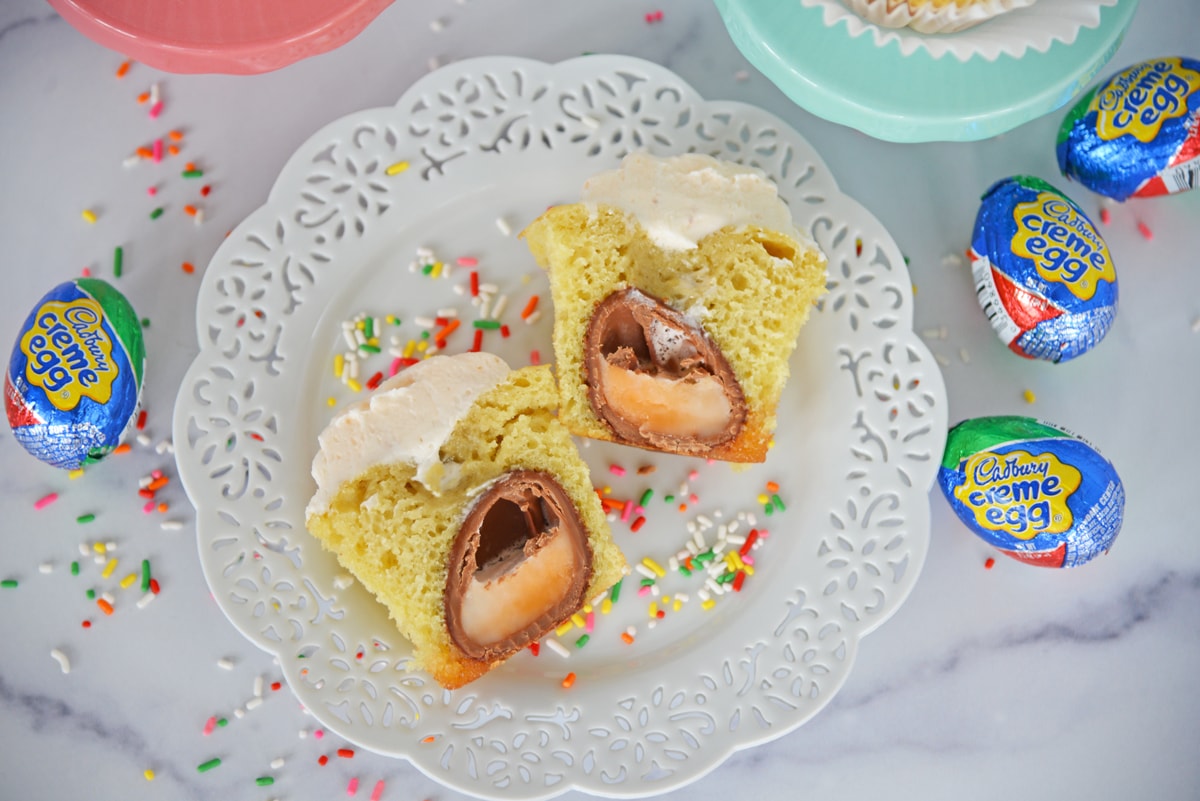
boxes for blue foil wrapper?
[969,176,1117,363]
[939,417,1124,568]
[6,279,145,469]
[1057,56,1200,201]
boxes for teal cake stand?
[713,0,1140,142]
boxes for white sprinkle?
[429,17,445,31]
[78,543,90,557]
[959,347,971,363]
[698,589,711,602]
[647,620,657,630]
[123,154,141,168]
[544,638,570,658]
[101,592,115,605]
[726,535,746,545]
[667,556,679,571]
[414,316,435,328]
[194,208,205,226]
[705,578,724,596]
[139,475,153,488]
[270,758,285,770]
[298,729,309,739]
[234,708,246,719]
[94,553,106,566]
[675,593,689,604]
[491,294,509,319]
[524,309,542,325]
[734,70,750,81]
[436,308,458,318]
[479,282,499,294]
[920,328,944,339]
[941,252,966,268]
[106,541,117,552]
[254,675,264,697]
[136,433,151,447]
[726,520,740,535]
[136,591,156,609]
[452,283,466,296]
[427,56,442,72]
[935,353,950,367]
[1192,316,1200,333]
[155,439,173,454]
[634,564,657,580]
[50,649,70,674]
[246,696,264,711]
[495,217,513,236]
[149,82,160,105]
[581,114,600,130]
[333,574,355,590]
[160,520,184,531]
[218,658,235,670]
[39,562,54,574]
[650,584,660,597]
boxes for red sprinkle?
[337,748,355,759]
[203,716,217,736]
[136,410,148,430]
[149,578,161,594]
[530,350,541,365]
[630,516,646,533]
[366,371,384,391]
[1137,220,1154,240]
[470,329,483,353]
[81,620,92,628]
[469,271,480,297]
[271,681,282,691]
[500,324,510,338]
[739,529,759,557]
[529,641,540,656]
[200,184,211,197]
[1099,206,1111,225]
[318,755,329,766]
[732,571,746,592]
[984,557,996,570]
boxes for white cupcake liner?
[842,0,1037,34]
[800,0,1121,61]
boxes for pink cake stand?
[48,0,396,75]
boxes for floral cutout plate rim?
[173,55,948,799]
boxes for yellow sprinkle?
[334,353,344,378]
[641,557,666,578]
[120,572,138,589]
[101,558,118,579]
[912,283,918,295]
[69,468,85,480]
[648,602,658,618]
[416,340,428,353]
[144,769,155,781]
[602,486,611,495]
[701,599,716,610]
[93,542,106,554]
[403,340,416,358]
[742,563,755,577]
[385,160,410,176]
[661,595,671,605]
[367,337,378,346]
[673,598,683,612]
[82,209,97,223]
[570,612,586,628]
[356,320,365,330]
[582,603,593,614]
[385,314,397,325]
[430,262,442,278]
[1023,389,1036,404]
[555,620,574,636]
[346,378,362,392]
[326,397,336,407]
[756,493,769,505]
[600,598,612,615]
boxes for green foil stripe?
[1057,85,1099,147]
[940,416,1068,470]
[77,278,146,387]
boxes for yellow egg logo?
[953,450,1082,540]
[19,298,117,411]
[1090,57,1200,143]
[1011,193,1114,301]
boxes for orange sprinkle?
[678,504,688,512]
[167,145,180,156]
[765,481,780,493]
[115,60,132,78]
[168,130,184,141]
[97,598,114,616]
[561,672,577,689]
[137,91,150,104]
[620,632,634,645]
[520,295,540,320]
[156,502,168,513]
[114,443,132,455]
[184,161,197,172]
[433,318,460,344]
[147,476,169,491]
[136,146,153,159]
[421,736,436,744]
[182,262,195,274]
[184,205,198,216]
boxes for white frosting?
[581,151,812,252]
[306,352,510,517]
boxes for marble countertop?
[1,1,1198,799]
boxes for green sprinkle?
[140,318,150,329]
[76,513,95,524]
[182,169,204,179]
[421,263,434,275]
[772,494,786,512]
[420,330,430,339]
[70,561,80,576]
[149,207,164,220]
[255,777,275,787]
[717,571,736,584]
[358,343,381,354]
[639,577,655,587]
[639,489,654,507]
[217,718,228,727]
[697,550,715,564]
[363,317,374,339]
[473,319,502,330]
[764,503,774,516]
[608,578,622,603]
[196,757,221,773]
[678,565,692,576]
[113,246,123,278]
[663,494,675,503]
[141,559,151,592]
[86,588,95,599]
[575,634,590,648]
[1,579,18,589]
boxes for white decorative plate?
[174,56,947,799]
